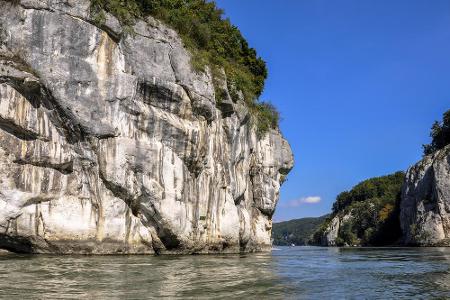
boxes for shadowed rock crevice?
[13,159,74,175]
[0,76,87,144]
[98,168,182,252]
[0,116,40,140]
[0,234,59,254]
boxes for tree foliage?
[90,0,277,135]
[253,102,280,137]
[423,109,450,155]
[332,172,405,214]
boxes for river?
[1,246,450,299]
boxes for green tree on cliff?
[423,109,450,155]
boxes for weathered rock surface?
[0,0,293,254]
[318,213,353,246]
[319,215,340,246]
[400,145,450,246]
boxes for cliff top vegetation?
[90,0,278,136]
[331,171,405,214]
[423,109,450,155]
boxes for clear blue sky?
[216,0,450,221]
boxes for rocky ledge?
[0,0,293,254]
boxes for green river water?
[1,246,450,299]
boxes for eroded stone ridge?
[0,0,293,254]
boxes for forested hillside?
[313,172,404,246]
[272,215,329,246]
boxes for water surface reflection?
[1,247,450,298]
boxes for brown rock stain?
[96,31,116,99]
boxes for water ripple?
[1,247,450,298]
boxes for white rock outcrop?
[319,213,353,246]
[319,215,340,246]
[400,145,450,246]
[0,0,293,254]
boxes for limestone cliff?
[400,145,450,246]
[318,215,341,246]
[317,146,450,247]
[0,0,293,254]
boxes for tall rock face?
[0,0,293,254]
[401,145,450,245]
[318,215,342,246]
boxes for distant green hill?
[272,215,329,246]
